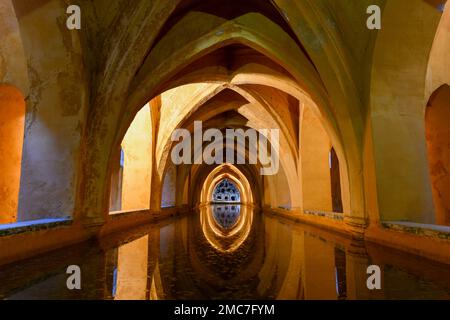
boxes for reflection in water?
[212,205,241,230]
[1,206,450,300]
[335,248,347,299]
[202,205,252,253]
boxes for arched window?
[212,179,241,203]
[161,164,177,208]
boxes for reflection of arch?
[0,84,25,224]
[199,204,253,253]
[155,206,265,297]
[425,84,450,225]
[161,163,176,208]
[212,204,241,229]
[114,235,149,300]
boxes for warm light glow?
[199,205,254,253]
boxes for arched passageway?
[1,0,450,301]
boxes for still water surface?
[1,205,450,300]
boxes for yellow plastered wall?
[426,4,450,99]
[300,105,332,212]
[302,235,337,300]
[121,105,152,211]
[115,235,149,300]
[0,85,24,224]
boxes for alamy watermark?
[66,4,382,31]
[367,265,382,290]
[366,5,381,30]
[170,121,279,176]
[66,265,81,290]
[66,5,81,30]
